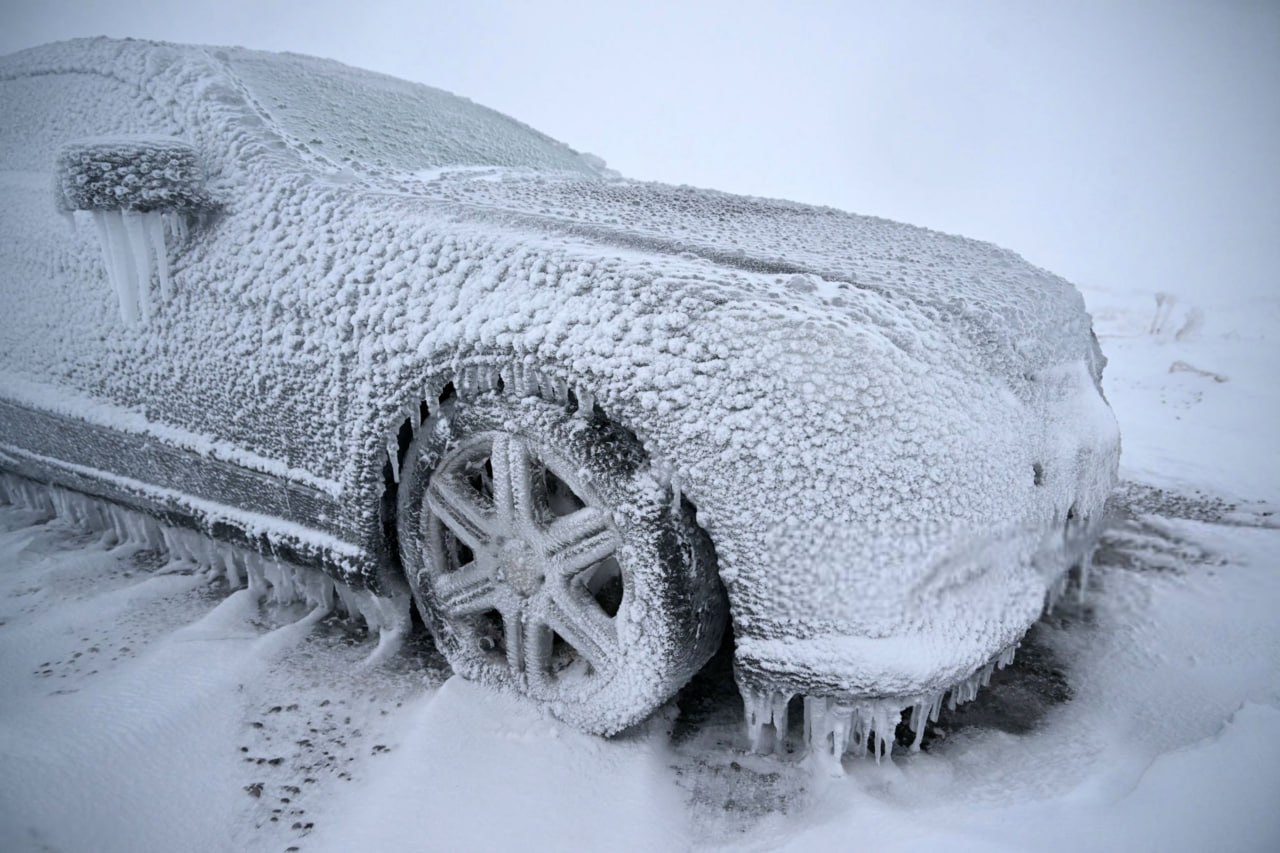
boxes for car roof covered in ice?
[220,48,604,177]
[0,37,605,180]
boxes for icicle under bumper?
[740,640,1021,774]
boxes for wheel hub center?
[495,539,544,597]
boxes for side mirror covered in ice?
[55,137,218,324]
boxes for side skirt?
[0,398,382,589]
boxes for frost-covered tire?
[397,391,726,735]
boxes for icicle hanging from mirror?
[56,137,215,325]
[88,208,176,324]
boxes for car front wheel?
[396,390,726,734]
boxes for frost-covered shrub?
[55,137,214,213]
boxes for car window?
[224,49,601,177]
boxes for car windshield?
[225,48,600,176]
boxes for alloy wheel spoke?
[541,507,618,576]
[433,564,499,617]
[426,476,492,549]
[489,434,536,526]
[522,617,554,689]
[502,604,527,677]
[545,586,618,675]
[426,431,628,689]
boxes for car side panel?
[0,398,381,586]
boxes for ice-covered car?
[0,38,1118,755]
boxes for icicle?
[745,689,766,753]
[237,551,258,590]
[144,209,172,300]
[4,476,53,514]
[830,710,851,759]
[348,587,412,667]
[334,582,360,621]
[577,387,595,418]
[263,557,295,604]
[181,529,200,563]
[159,527,178,560]
[262,557,282,602]
[140,514,163,551]
[102,210,141,323]
[126,513,145,547]
[1045,571,1069,614]
[947,660,998,710]
[121,210,154,322]
[1077,551,1093,603]
[93,211,136,323]
[197,536,220,572]
[387,436,400,483]
[175,529,199,563]
[909,700,929,751]
[172,211,189,243]
[409,402,422,436]
[743,687,793,755]
[802,696,847,774]
[870,705,895,763]
[117,512,135,545]
[458,368,469,400]
[49,489,67,520]
[670,473,682,513]
[103,509,124,547]
[0,473,413,660]
[244,552,267,596]
[772,692,792,753]
[222,551,242,589]
[303,570,335,612]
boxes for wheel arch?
[361,351,726,615]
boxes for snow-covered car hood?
[0,38,1119,704]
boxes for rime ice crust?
[55,137,215,213]
[0,39,1119,706]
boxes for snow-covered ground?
[0,282,1276,852]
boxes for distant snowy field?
[1,282,1277,852]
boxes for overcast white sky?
[2,1,1277,302]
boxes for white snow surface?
[0,38,1118,701]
